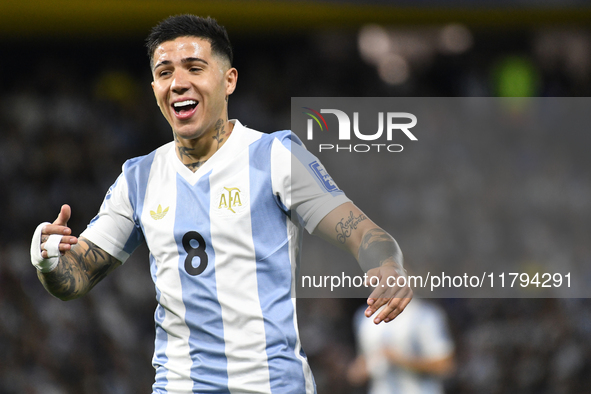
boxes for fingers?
[367,293,413,324]
[40,235,78,258]
[40,205,76,257]
[44,204,74,242]
[53,204,71,226]
[365,292,412,323]
[42,224,72,237]
[364,265,413,324]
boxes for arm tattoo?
[357,228,404,273]
[335,211,367,243]
[37,238,121,301]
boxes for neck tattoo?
[176,118,230,173]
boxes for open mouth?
[172,99,198,115]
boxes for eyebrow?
[153,57,209,71]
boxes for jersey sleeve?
[270,131,350,233]
[80,168,144,263]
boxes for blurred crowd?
[1,25,591,394]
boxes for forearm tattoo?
[37,239,120,300]
[357,228,404,273]
[335,211,367,243]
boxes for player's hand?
[40,204,78,258]
[364,263,413,324]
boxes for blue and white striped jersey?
[81,120,349,394]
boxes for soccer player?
[348,298,455,394]
[30,15,412,393]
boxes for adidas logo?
[150,204,169,220]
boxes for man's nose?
[171,71,190,93]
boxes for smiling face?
[151,36,237,142]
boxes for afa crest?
[218,187,242,213]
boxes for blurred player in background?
[348,298,454,394]
[29,14,412,393]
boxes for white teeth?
[173,100,197,108]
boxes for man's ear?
[225,67,238,96]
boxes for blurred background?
[1,0,591,393]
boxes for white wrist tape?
[31,222,62,273]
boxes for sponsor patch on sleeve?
[309,161,339,192]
